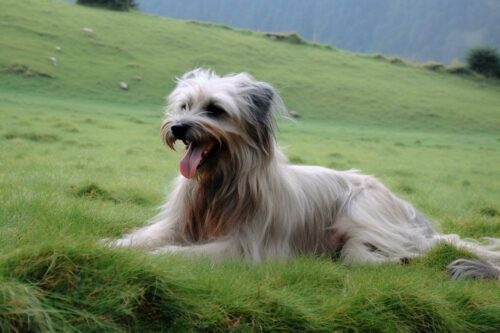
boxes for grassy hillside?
[2,0,500,132]
[137,0,500,64]
[0,0,499,332]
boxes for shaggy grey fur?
[447,259,500,280]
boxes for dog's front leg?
[104,221,176,250]
[152,237,241,260]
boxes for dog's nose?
[171,123,189,140]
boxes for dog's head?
[161,68,284,180]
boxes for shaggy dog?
[108,69,499,280]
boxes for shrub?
[265,32,307,45]
[387,56,406,65]
[465,47,500,78]
[422,61,445,72]
[77,0,136,11]
[446,60,472,76]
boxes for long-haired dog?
[108,68,499,280]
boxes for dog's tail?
[433,234,500,280]
[447,258,499,280]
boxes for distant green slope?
[1,0,499,134]
[137,0,500,64]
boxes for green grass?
[0,0,499,332]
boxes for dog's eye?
[205,103,226,117]
[180,103,188,111]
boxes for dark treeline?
[136,0,500,64]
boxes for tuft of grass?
[422,61,446,71]
[73,183,118,204]
[72,183,153,206]
[289,155,306,164]
[328,152,343,159]
[1,64,53,78]
[0,279,65,333]
[397,184,416,194]
[264,32,307,45]
[2,245,193,332]
[4,132,60,142]
[187,19,235,31]
[128,117,145,124]
[330,290,460,332]
[372,54,477,79]
[387,56,406,65]
[479,207,498,217]
[416,243,476,271]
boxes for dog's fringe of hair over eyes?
[109,68,500,279]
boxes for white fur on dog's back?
[234,161,437,263]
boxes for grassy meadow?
[1,0,499,331]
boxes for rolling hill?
[137,0,500,64]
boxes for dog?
[108,68,499,280]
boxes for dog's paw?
[150,245,179,255]
[98,238,113,247]
[99,238,133,248]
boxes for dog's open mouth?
[179,141,215,179]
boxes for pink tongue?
[180,144,204,179]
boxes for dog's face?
[161,69,282,179]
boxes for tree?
[466,47,500,78]
[77,0,137,11]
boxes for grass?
[1,244,498,332]
[0,0,499,331]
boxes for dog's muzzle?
[167,121,217,180]
[171,123,189,140]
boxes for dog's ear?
[248,83,275,123]
[246,83,276,156]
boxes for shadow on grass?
[71,183,154,206]
[4,133,60,143]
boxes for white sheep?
[49,56,57,66]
